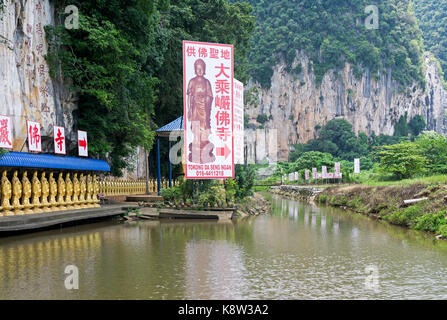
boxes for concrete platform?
[0,204,137,233]
[159,208,234,220]
[126,195,163,202]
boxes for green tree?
[375,142,427,179]
[46,0,166,175]
[415,131,447,174]
[408,115,426,137]
[394,113,409,137]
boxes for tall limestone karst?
[244,0,447,162]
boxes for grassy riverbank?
[314,176,447,238]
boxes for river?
[1,194,447,300]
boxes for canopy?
[0,152,111,172]
[155,116,184,137]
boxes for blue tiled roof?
[0,152,110,172]
[156,116,184,132]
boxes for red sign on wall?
[54,126,66,155]
[27,120,41,152]
[78,130,88,157]
[0,115,13,150]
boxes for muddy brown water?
[1,194,447,299]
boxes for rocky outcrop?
[0,0,77,152]
[245,51,447,162]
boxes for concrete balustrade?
[0,169,180,216]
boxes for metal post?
[157,136,161,196]
[169,140,172,188]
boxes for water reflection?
[1,195,447,299]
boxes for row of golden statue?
[0,170,180,216]
[99,178,178,196]
[1,170,101,216]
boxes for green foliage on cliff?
[413,0,447,83]
[46,0,164,175]
[152,0,254,128]
[247,0,425,88]
[46,0,254,175]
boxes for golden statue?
[92,174,100,207]
[49,172,59,211]
[12,170,24,215]
[65,173,74,209]
[86,174,94,208]
[79,173,87,208]
[187,58,215,163]
[31,171,43,213]
[72,173,81,209]
[57,172,67,210]
[40,172,51,212]
[1,170,14,216]
[21,171,33,214]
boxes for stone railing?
[99,178,179,196]
[0,170,181,216]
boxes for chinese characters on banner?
[334,162,342,179]
[78,130,88,157]
[305,170,310,180]
[53,126,66,155]
[312,168,317,179]
[183,41,234,179]
[354,158,360,174]
[27,120,41,152]
[233,79,244,165]
[294,172,298,181]
[0,115,13,149]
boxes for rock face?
[245,51,447,162]
[0,0,77,152]
[0,0,146,178]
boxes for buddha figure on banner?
[187,58,215,163]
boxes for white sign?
[0,115,13,150]
[354,158,360,174]
[322,166,327,179]
[305,170,310,180]
[183,41,234,179]
[312,168,317,179]
[27,120,41,152]
[54,126,66,155]
[294,172,299,181]
[78,130,88,157]
[334,162,340,175]
[233,79,244,164]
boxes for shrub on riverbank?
[160,165,255,208]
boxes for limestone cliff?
[0,0,77,152]
[245,51,447,162]
[0,0,147,178]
